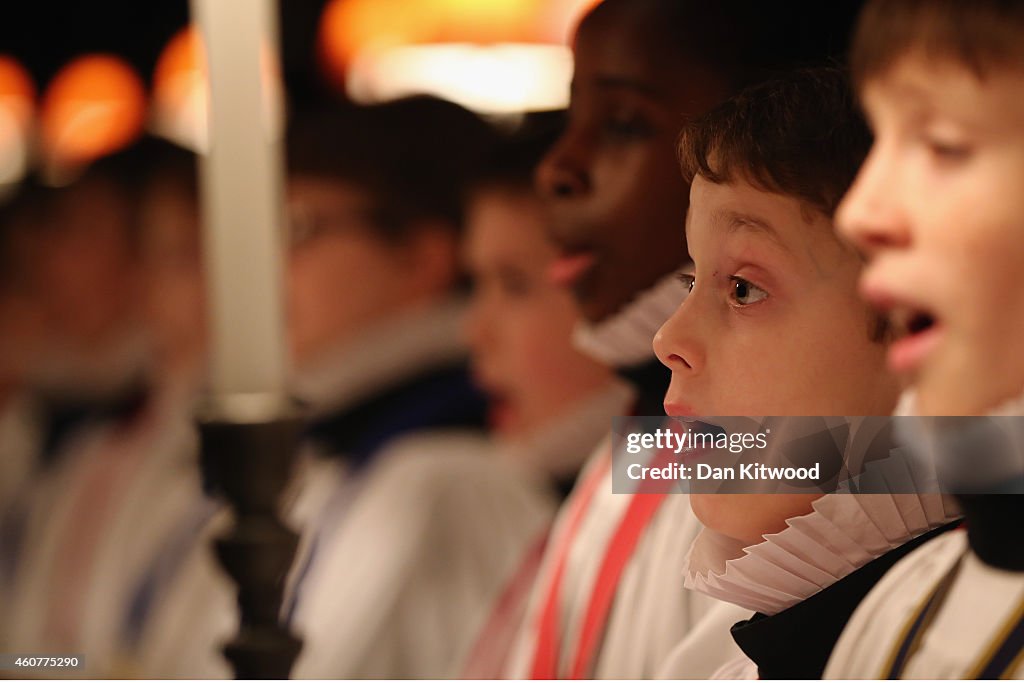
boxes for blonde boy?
[826,0,1024,677]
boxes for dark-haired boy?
[824,0,1024,677]
[653,66,959,680]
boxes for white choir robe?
[456,385,633,678]
[131,506,233,679]
[654,600,753,679]
[79,416,208,675]
[504,438,742,679]
[0,394,41,648]
[4,400,204,676]
[0,395,39,514]
[825,529,1024,679]
[136,431,554,679]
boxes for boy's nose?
[836,144,912,256]
[653,302,704,375]
[461,296,490,351]
[535,133,590,200]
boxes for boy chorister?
[653,66,959,680]
[825,0,1024,677]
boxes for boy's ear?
[400,220,461,298]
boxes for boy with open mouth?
[824,0,1024,678]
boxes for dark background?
[0,1,330,97]
[0,0,867,105]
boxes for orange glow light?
[0,56,35,129]
[40,54,147,168]
[317,0,600,91]
[151,25,283,152]
[152,26,209,151]
[154,26,206,99]
[0,56,34,187]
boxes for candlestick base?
[198,395,304,680]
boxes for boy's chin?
[690,493,816,548]
[914,372,1021,416]
[689,493,749,544]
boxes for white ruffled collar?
[683,467,961,615]
[571,270,688,368]
[685,387,1024,616]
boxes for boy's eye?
[729,277,768,306]
[922,136,972,163]
[601,112,653,141]
[498,269,532,297]
[676,272,696,293]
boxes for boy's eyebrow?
[714,209,787,250]
[592,74,664,99]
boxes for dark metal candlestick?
[198,397,304,679]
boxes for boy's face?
[464,189,613,436]
[287,177,420,369]
[655,175,898,418]
[21,177,150,396]
[139,181,205,380]
[535,9,728,323]
[839,56,1024,415]
[35,178,143,353]
[654,176,899,546]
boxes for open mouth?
[484,391,516,432]
[888,305,942,375]
[907,311,936,335]
[889,304,938,337]
[547,248,597,287]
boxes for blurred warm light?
[0,56,35,190]
[0,56,35,129]
[347,43,572,114]
[40,54,146,174]
[0,108,28,193]
[151,25,284,153]
[152,26,209,152]
[319,0,599,112]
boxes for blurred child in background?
[2,140,214,677]
[137,98,557,680]
[0,183,48,648]
[283,96,552,680]
[0,184,48,517]
[458,122,631,676]
[463,121,631,494]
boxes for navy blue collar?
[303,360,487,470]
[730,518,962,680]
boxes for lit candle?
[192,0,287,399]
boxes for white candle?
[192,0,288,398]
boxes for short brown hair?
[851,0,1024,86]
[287,96,498,241]
[678,67,869,218]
